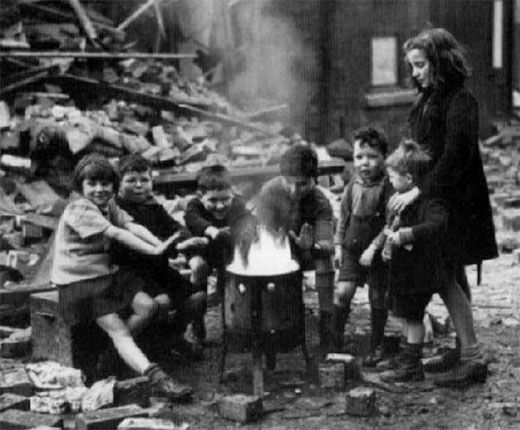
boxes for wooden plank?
[152,159,346,190]
[0,52,197,60]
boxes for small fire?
[227,225,299,276]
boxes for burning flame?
[227,225,299,276]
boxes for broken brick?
[0,366,31,396]
[325,353,360,381]
[0,393,30,412]
[0,409,62,429]
[218,394,263,423]
[344,387,377,417]
[117,417,177,430]
[318,362,345,390]
[75,405,148,430]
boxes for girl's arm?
[125,222,161,246]
[104,225,173,255]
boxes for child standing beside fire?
[254,144,336,349]
[334,127,393,365]
[380,140,449,382]
[184,164,255,331]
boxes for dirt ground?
[145,251,520,430]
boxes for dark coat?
[409,85,498,265]
[389,196,449,296]
[110,196,190,274]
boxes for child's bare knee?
[133,293,158,319]
[189,256,210,284]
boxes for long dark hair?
[403,28,471,92]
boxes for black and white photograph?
[0,0,518,429]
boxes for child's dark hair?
[385,139,432,179]
[73,153,119,193]
[404,27,470,91]
[280,144,318,179]
[353,126,388,156]
[118,154,150,177]
[196,164,232,193]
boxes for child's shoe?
[144,363,193,401]
[362,346,384,367]
[423,346,459,373]
[380,342,424,382]
[432,359,487,387]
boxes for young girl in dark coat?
[390,28,497,386]
[380,140,449,382]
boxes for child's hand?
[388,187,420,213]
[289,223,314,250]
[204,226,220,240]
[155,232,183,255]
[381,246,391,262]
[386,231,402,246]
[176,236,209,251]
[334,245,343,269]
[359,245,376,267]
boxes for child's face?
[119,170,153,203]
[406,48,433,89]
[82,178,114,208]
[387,167,414,193]
[353,140,385,182]
[200,188,233,220]
[282,175,315,200]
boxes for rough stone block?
[218,394,263,423]
[0,409,62,429]
[318,363,345,389]
[502,209,520,231]
[0,367,31,396]
[345,387,377,417]
[325,353,360,381]
[114,377,150,408]
[117,417,177,430]
[0,393,30,412]
[75,405,148,430]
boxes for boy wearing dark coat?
[110,155,209,359]
[184,164,255,327]
[380,140,449,382]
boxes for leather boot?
[433,345,487,388]
[332,306,348,351]
[144,363,193,401]
[380,343,424,383]
[423,346,460,373]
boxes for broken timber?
[0,52,197,60]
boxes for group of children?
[50,129,483,401]
[51,153,247,401]
[334,126,483,384]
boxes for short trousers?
[57,269,143,326]
[390,292,432,322]
[338,251,388,310]
[138,266,193,310]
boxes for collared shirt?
[51,197,132,285]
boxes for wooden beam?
[117,0,162,32]
[18,2,124,39]
[68,0,99,46]
[0,51,196,60]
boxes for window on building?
[371,36,398,86]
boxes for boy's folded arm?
[125,222,161,246]
[104,225,159,255]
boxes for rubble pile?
[480,121,520,254]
